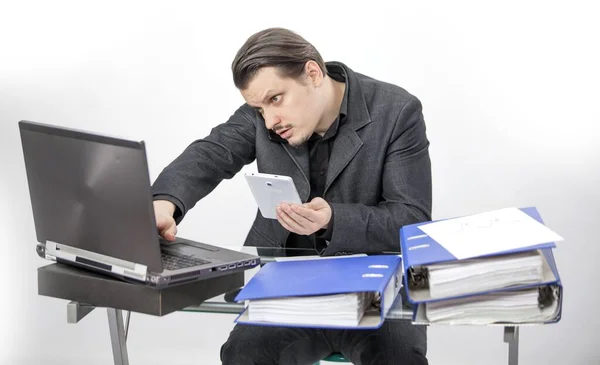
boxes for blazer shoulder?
[356,72,421,110]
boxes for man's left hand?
[276,197,332,235]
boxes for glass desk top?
[181,246,413,321]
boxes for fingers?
[154,200,178,241]
[276,206,304,233]
[287,203,316,224]
[291,204,320,222]
[277,212,296,233]
[162,227,177,241]
[157,216,177,241]
[277,203,318,235]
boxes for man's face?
[241,66,324,147]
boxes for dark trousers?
[220,320,428,365]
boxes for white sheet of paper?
[417,207,564,260]
[274,254,367,262]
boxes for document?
[417,207,564,260]
[274,254,367,262]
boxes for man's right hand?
[153,200,177,241]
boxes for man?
[152,27,431,365]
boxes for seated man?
[151,27,431,365]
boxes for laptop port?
[217,266,227,271]
[228,264,236,269]
[244,260,251,266]
[237,262,244,267]
[250,259,257,265]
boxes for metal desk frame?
[66,300,521,365]
[61,249,522,364]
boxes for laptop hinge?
[44,241,57,261]
[46,241,148,281]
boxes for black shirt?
[284,64,349,256]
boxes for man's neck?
[314,76,346,136]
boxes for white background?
[1,0,599,364]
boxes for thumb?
[306,197,327,210]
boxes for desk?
[40,247,522,365]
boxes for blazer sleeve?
[323,96,432,255]
[151,105,256,223]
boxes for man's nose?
[264,110,281,130]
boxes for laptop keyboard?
[161,252,211,271]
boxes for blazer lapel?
[323,61,372,195]
[324,127,363,194]
[282,143,310,200]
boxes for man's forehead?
[242,67,286,104]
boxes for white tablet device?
[244,172,302,219]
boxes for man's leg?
[333,320,428,365]
[220,324,332,365]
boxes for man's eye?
[271,95,281,103]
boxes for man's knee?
[381,321,428,365]
[341,321,428,365]
[220,325,327,365]
[220,325,262,365]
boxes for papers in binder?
[426,249,544,299]
[247,292,376,327]
[407,248,558,302]
[417,285,561,325]
[417,207,564,260]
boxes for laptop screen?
[19,121,163,272]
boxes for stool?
[315,352,350,363]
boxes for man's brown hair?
[232,28,326,90]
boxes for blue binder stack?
[233,255,403,329]
[399,207,563,325]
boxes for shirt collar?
[326,63,348,119]
[316,64,348,141]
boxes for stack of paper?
[424,287,560,325]
[248,292,375,327]
[428,250,544,298]
[400,207,564,326]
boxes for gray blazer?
[151,61,432,255]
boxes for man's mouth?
[278,128,292,138]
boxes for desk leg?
[503,326,519,365]
[107,308,129,365]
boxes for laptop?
[19,120,260,288]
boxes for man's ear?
[304,60,324,87]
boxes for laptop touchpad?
[159,238,219,252]
[161,243,217,258]
[161,243,199,256]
